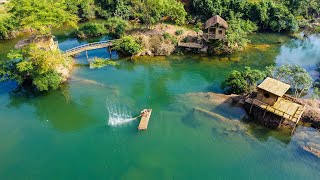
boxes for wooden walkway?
[138,109,152,130]
[178,42,203,49]
[65,40,113,56]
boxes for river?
[0,33,319,179]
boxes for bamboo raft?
[138,109,152,130]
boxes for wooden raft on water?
[138,109,152,130]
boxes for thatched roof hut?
[203,15,228,41]
[204,15,228,30]
[258,77,291,97]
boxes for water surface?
[0,33,319,179]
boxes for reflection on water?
[276,34,320,79]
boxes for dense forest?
[1,0,320,40]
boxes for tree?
[266,65,313,98]
[112,35,142,56]
[0,44,72,91]
[7,0,79,35]
[226,13,258,52]
[223,67,266,94]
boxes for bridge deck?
[65,40,113,56]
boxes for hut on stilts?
[178,15,228,52]
[245,77,306,134]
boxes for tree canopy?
[0,45,72,91]
[7,0,79,34]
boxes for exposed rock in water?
[295,98,320,128]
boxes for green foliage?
[175,29,184,36]
[112,35,142,56]
[191,0,299,33]
[104,17,128,38]
[95,0,187,26]
[0,16,17,40]
[0,45,71,91]
[162,32,178,45]
[223,67,266,94]
[76,23,108,38]
[89,58,118,69]
[266,65,313,98]
[226,13,258,52]
[7,0,79,35]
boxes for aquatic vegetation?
[89,58,118,69]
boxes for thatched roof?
[204,15,228,29]
[258,77,291,97]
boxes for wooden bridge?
[64,40,113,57]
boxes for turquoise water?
[0,34,320,179]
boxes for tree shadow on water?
[6,84,97,132]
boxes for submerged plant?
[89,58,118,69]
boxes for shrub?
[112,36,142,56]
[222,67,266,94]
[0,17,18,40]
[89,58,118,69]
[175,29,184,36]
[76,23,108,38]
[105,17,128,38]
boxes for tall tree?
[8,0,79,35]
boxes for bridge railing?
[65,40,113,53]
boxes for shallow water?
[0,33,320,179]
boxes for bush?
[222,67,266,94]
[89,58,118,69]
[112,36,142,56]
[175,29,184,36]
[226,13,258,52]
[104,17,128,38]
[0,17,18,40]
[76,23,108,38]
[162,32,178,45]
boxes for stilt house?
[246,77,306,133]
[203,15,228,41]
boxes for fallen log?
[194,107,230,122]
[302,146,320,157]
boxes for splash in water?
[107,102,135,126]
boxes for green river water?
[0,32,320,179]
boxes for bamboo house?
[246,77,306,133]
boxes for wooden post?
[109,47,112,59]
[86,50,89,60]
[278,117,284,128]
[249,103,254,115]
[263,110,267,118]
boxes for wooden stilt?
[263,110,267,118]
[109,48,112,59]
[278,117,284,128]
[249,103,254,115]
[85,50,89,60]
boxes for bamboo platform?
[246,97,305,123]
[138,109,152,130]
